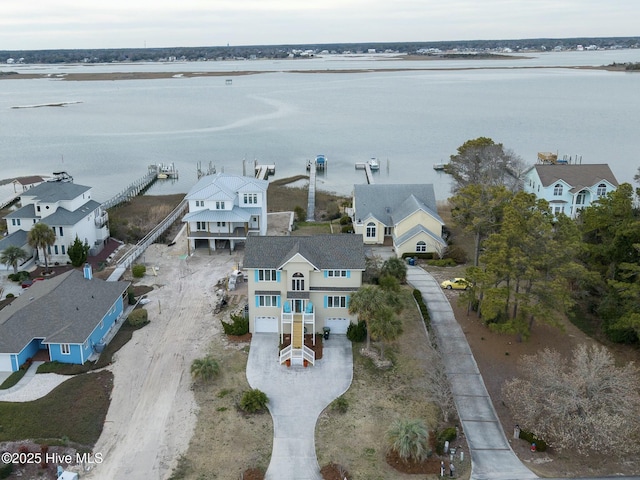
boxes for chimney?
[83,263,93,280]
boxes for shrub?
[127,288,136,305]
[240,388,268,413]
[444,244,467,264]
[221,313,249,336]
[127,308,149,327]
[400,252,434,260]
[5,293,15,299]
[0,462,13,479]
[412,289,431,331]
[519,429,548,452]
[426,258,457,267]
[331,395,349,414]
[8,271,30,282]
[434,427,458,454]
[191,356,220,382]
[387,418,431,462]
[346,320,367,343]
[294,206,306,222]
[132,264,146,278]
[341,225,353,233]
[339,215,352,225]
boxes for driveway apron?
[407,266,538,480]
[246,333,353,480]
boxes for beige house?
[351,184,446,257]
[244,235,364,365]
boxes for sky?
[1,0,639,51]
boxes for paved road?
[407,266,538,480]
[246,333,353,480]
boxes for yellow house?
[244,235,365,366]
[352,184,446,257]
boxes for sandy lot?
[83,233,244,480]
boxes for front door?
[292,299,306,313]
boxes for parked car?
[440,278,470,290]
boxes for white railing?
[278,344,315,366]
[279,344,292,364]
[302,345,315,365]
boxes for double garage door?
[324,318,350,335]
[254,316,278,333]
[0,354,14,372]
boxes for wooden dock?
[0,191,21,210]
[101,165,158,210]
[254,163,276,180]
[306,168,316,221]
[355,162,375,184]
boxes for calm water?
[1,50,639,202]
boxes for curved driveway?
[407,266,538,480]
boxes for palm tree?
[368,305,403,361]
[27,222,56,273]
[0,245,29,274]
[348,285,385,350]
[190,356,220,382]
[386,418,431,462]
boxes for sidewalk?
[407,266,538,480]
[0,361,72,402]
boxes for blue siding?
[15,339,44,371]
[49,343,83,364]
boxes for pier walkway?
[354,162,375,184]
[101,165,158,210]
[0,191,21,210]
[255,164,276,180]
[306,168,316,221]
[107,198,188,281]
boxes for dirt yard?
[83,234,247,479]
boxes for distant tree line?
[2,36,639,64]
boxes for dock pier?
[355,162,375,184]
[101,165,158,210]
[254,162,276,180]
[306,168,316,221]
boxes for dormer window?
[243,193,258,205]
[553,184,563,196]
[215,201,225,210]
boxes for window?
[553,205,564,215]
[416,241,427,252]
[597,183,606,196]
[257,295,279,307]
[59,227,64,236]
[258,269,277,281]
[61,344,70,355]
[61,245,66,255]
[195,200,204,207]
[553,184,563,196]
[292,272,304,291]
[327,270,348,277]
[366,222,376,238]
[215,201,225,210]
[217,222,226,227]
[11,219,15,226]
[37,206,41,212]
[196,221,206,230]
[243,193,258,204]
[576,192,586,205]
[327,296,347,308]
[54,245,59,255]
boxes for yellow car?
[440,278,470,290]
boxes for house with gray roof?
[351,184,447,257]
[244,235,365,365]
[523,163,619,218]
[3,181,110,264]
[182,173,268,253]
[0,268,130,372]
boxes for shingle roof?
[186,173,268,200]
[0,270,129,353]
[41,200,101,226]
[20,182,92,202]
[13,176,44,185]
[4,204,37,219]
[354,184,442,226]
[533,164,619,189]
[0,230,28,251]
[243,235,365,271]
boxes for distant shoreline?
[0,64,630,81]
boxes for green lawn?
[0,369,27,390]
[0,370,113,446]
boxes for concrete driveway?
[407,266,538,480]
[246,333,353,480]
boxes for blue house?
[523,163,619,219]
[0,269,130,372]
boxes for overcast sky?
[2,0,639,51]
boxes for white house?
[183,173,268,253]
[523,163,619,218]
[3,181,109,264]
[351,184,447,257]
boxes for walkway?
[407,266,538,480]
[306,168,316,221]
[0,362,72,402]
[246,333,353,480]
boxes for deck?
[355,162,375,184]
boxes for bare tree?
[423,342,456,423]
[502,344,640,454]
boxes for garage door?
[0,354,14,372]
[254,316,279,333]
[324,318,351,335]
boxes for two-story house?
[244,235,365,365]
[351,184,447,257]
[3,181,109,264]
[183,173,268,253]
[523,163,619,218]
